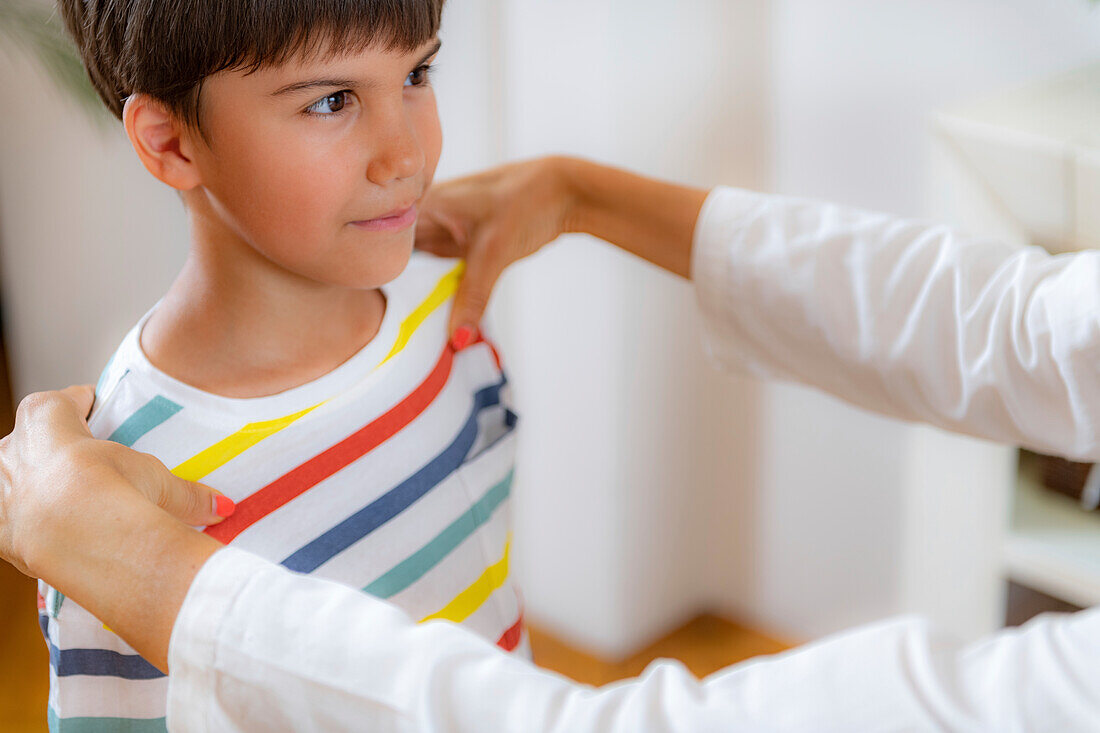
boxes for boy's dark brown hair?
[57,0,444,134]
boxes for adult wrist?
[27,477,150,588]
[546,155,594,237]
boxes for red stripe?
[496,613,524,651]
[37,592,46,611]
[206,344,456,544]
[459,333,501,371]
[482,337,503,371]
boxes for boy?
[37,1,523,730]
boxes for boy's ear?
[122,94,202,191]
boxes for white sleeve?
[166,547,1100,732]
[692,187,1100,461]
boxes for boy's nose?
[366,110,425,185]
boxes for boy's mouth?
[350,204,418,232]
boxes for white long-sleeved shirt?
[166,188,1100,732]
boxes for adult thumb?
[166,475,236,528]
[139,452,235,527]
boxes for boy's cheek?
[412,98,443,189]
[252,160,350,228]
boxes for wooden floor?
[528,615,791,687]
[0,563,48,733]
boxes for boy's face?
[185,38,443,289]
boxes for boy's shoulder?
[89,318,146,422]
[389,254,500,343]
[387,252,463,311]
[385,253,491,345]
[85,254,483,437]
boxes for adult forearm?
[170,547,1100,731]
[692,187,1100,460]
[38,497,220,671]
[561,157,708,279]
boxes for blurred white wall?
[494,0,769,657]
[0,48,188,395]
[773,0,1100,217]
[755,0,1100,640]
[4,0,1100,658]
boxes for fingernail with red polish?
[213,492,236,518]
[451,325,476,351]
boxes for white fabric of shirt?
[166,187,1100,732]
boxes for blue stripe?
[41,614,62,672]
[467,408,519,464]
[41,610,164,680]
[281,378,506,573]
[45,641,164,680]
[107,396,182,447]
[48,707,167,733]
[39,611,51,644]
[56,648,164,680]
[364,468,513,598]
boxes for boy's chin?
[337,246,414,290]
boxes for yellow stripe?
[420,536,510,624]
[381,261,464,366]
[172,404,323,482]
[169,264,462,482]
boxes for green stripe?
[364,470,513,599]
[49,707,167,733]
[108,396,182,447]
[48,587,64,618]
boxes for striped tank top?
[38,255,524,732]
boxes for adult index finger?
[59,385,95,420]
[13,387,93,446]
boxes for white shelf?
[943,63,1100,149]
[933,64,1100,254]
[1004,457,1100,608]
[929,65,1100,632]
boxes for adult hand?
[417,157,707,339]
[417,156,575,339]
[0,386,232,579]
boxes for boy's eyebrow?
[270,39,443,97]
[416,39,443,66]
[271,78,359,97]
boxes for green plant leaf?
[0,1,110,126]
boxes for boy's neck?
[141,220,387,399]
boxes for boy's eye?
[305,90,350,116]
[405,64,433,88]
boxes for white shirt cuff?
[166,546,270,732]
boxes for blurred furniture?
[929,63,1100,627]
